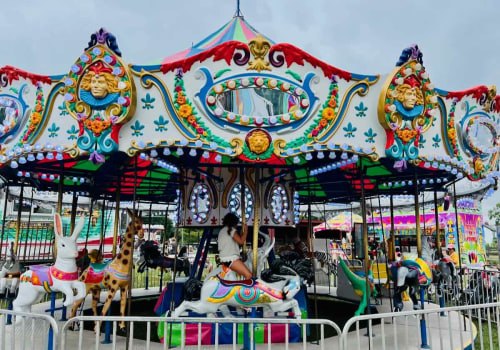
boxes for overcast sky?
[1,0,499,227]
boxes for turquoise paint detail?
[364,128,377,143]
[418,134,426,149]
[131,120,145,137]
[154,115,169,132]
[48,123,60,138]
[355,101,368,117]
[58,103,69,116]
[141,93,156,110]
[386,137,418,160]
[343,122,357,138]
[67,125,78,140]
[432,134,441,148]
[77,127,117,155]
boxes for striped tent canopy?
[161,15,275,64]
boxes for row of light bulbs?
[309,154,360,176]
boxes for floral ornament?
[63,28,136,163]
[355,102,368,117]
[446,99,461,160]
[432,134,441,148]
[364,128,377,143]
[154,115,169,132]
[48,123,60,138]
[174,72,213,140]
[308,77,339,138]
[19,83,44,144]
[67,125,78,140]
[378,46,438,165]
[343,122,357,138]
[130,120,145,137]
[0,84,29,144]
[141,93,155,110]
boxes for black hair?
[222,213,239,234]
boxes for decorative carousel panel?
[182,168,295,227]
[124,39,381,163]
[63,29,136,164]
[436,85,500,182]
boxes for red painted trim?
[0,65,52,85]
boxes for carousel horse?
[172,252,308,319]
[314,250,337,276]
[338,257,377,316]
[0,242,22,298]
[391,257,432,311]
[432,256,459,299]
[13,214,86,316]
[137,240,190,276]
[69,209,143,330]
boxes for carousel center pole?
[359,173,371,315]
[14,181,24,255]
[240,168,247,255]
[112,181,121,258]
[452,182,464,292]
[252,168,260,277]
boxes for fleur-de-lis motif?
[58,103,69,116]
[343,122,357,138]
[364,128,377,143]
[130,120,145,137]
[355,102,368,117]
[418,134,426,149]
[48,123,60,138]
[247,34,271,72]
[67,125,78,140]
[432,134,441,148]
[154,115,169,132]
[141,93,155,110]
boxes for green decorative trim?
[285,70,302,82]
[214,69,231,80]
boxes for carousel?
[0,4,499,349]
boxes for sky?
[1,0,499,227]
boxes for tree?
[488,203,500,226]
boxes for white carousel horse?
[13,214,86,315]
[0,242,21,297]
[172,263,302,319]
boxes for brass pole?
[390,195,395,261]
[70,191,78,234]
[14,182,24,255]
[112,184,121,258]
[252,168,260,276]
[56,177,63,215]
[434,189,441,258]
[414,173,422,258]
[99,199,106,256]
[0,185,10,257]
[240,168,247,254]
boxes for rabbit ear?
[71,216,86,241]
[54,214,63,238]
[126,208,134,218]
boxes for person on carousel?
[218,213,252,280]
[447,243,459,266]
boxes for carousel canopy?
[0,12,498,226]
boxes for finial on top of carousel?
[85,28,122,57]
[396,44,423,67]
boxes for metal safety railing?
[60,315,342,350]
[341,302,500,350]
[0,308,59,350]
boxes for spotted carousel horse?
[69,209,143,330]
[432,256,459,299]
[0,242,22,298]
[137,240,190,277]
[391,257,432,311]
[172,254,306,319]
[13,214,86,316]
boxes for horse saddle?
[218,276,255,287]
[27,265,53,291]
[85,261,111,284]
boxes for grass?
[473,318,500,349]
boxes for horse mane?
[183,278,203,301]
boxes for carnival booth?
[0,7,499,347]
